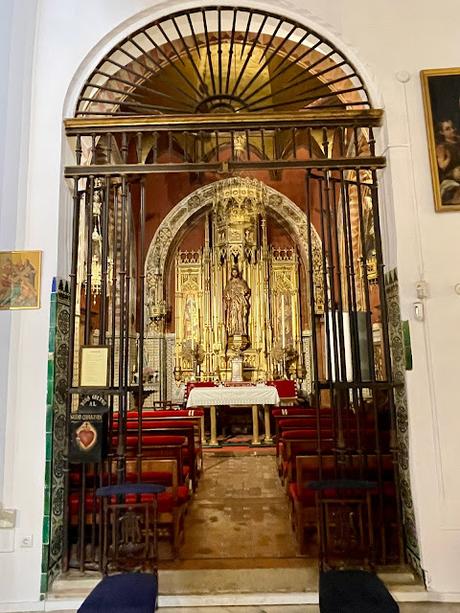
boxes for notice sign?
[69,406,108,463]
[80,346,109,387]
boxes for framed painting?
[421,68,460,211]
[0,250,41,310]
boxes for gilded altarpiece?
[173,179,303,383]
[145,177,323,397]
[270,249,302,379]
[174,252,204,378]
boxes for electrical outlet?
[20,535,33,548]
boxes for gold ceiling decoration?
[76,7,370,117]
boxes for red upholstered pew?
[274,416,334,459]
[278,429,336,485]
[69,434,189,555]
[112,411,204,491]
[288,452,396,555]
[288,454,336,552]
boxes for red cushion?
[115,489,189,512]
[125,471,172,485]
[69,471,113,487]
[272,407,332,417]
[70,493,101,514]
[70,487,189,515]
[267,380,296,398]
[278,418,332,429]
[115,435,186,448]
[288,482,315,504]
[157,487,189,512]
[282,429,333,440]
[128,409,204,419]
[117,420,196,430]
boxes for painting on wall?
[0,250,42,310]
[421,68,460,212]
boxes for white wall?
[1,0,460,604]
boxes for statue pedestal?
[229,334,249,352]
[231,356,244,382]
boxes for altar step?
[47,562,425,609]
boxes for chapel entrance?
[50,6,409,582]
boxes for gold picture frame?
[421,68,460,212]
[79,346,110,388]
[0,250,42,310]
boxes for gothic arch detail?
[144,177,324,321]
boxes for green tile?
[41,543,49,571]
[45,435,53,460]
[43,487,50,516]
[46,405,53,434]
[40,572,48,594]
[46,361,55,404]
[44,459,51,488]
[48,328,56,350]
[47,357,55,382]
[42,519,50,545]
[48,298,57,352]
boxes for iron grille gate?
[61,110,403,571]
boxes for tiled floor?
[176,452,299,561]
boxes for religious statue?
[224,267,251,338]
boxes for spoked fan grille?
[76,7,371,117]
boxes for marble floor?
[30,605,460,612]
[155,607,460,612]
[174,451,299,562]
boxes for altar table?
[186,385,280,446]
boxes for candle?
[281,294,286,349]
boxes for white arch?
[61,1,393,265]
[62,0,384,118]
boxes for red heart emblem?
[76,422,97,450]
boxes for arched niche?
[144,177,324,325]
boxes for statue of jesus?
[224,267,251,337]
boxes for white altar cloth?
[186,385,279,446]
[186,385,280,408]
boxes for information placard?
[79,346,109,387]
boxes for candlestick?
[281,294,286,350]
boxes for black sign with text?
[69,404,109,463]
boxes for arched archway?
[144,177,324,310]
[50,2,419,587]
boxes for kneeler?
[319,569,399,613]
[313,479,399,612]
[78,572,158,613]
[79,483,165,612]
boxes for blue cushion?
[78,573,158,612]
[96,483,165,497]
[320,570,399,613]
